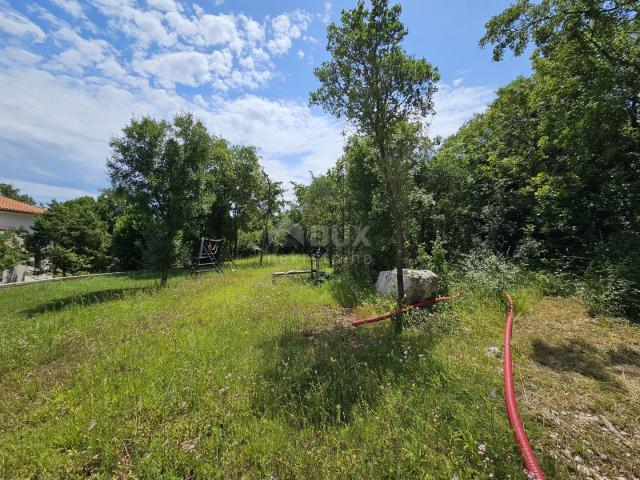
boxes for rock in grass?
[376,269,438,304]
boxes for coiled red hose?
[503,293,545,479]
[351,293,461,327]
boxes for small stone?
[181,439,197,453]
[486,345,501,357]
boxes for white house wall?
[0,211,36,231]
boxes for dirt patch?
[514,296,640,479]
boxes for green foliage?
[26,197,111,276]
[451,248,521,300]
[292,166,346,261]
[95,189,146,271]
[108,113,215,285]
[236,229,262,257]
[310,0,439,130]
[329,255,376,307]
[0,228,28,272]
[412,0,637,317]
[257,174,285,264]
[0,183,36,206]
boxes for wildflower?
[478,443,487,455]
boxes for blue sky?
[0,0,530,204]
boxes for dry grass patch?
[513,296,640,479]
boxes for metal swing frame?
[189,237,236,276]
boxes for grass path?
[1,256,638,478]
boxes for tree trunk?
[259,181,271,266]
[391,204,406,333]
[259,224,266,265]
[378,141,405,333]
[160,226,174,287]
[233,210,239,258]
[160,265,169,287]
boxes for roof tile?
[0,195,45,214]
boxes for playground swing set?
[189,237,236,275]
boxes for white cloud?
[50,0,85,18]
[452,77,463,87]
[267,10,310,55]
[238,14,264,44]
[0,9,46,42]
[198,13,242,50]
[321,2,331,23]
[430,83,495,138]
[296,49,304,59]
[0,177,95,203]
[90,1,177,47]
[146,0,181,12]
[134,51,214,87]
[0,46,42,66]
[26,4,67,28]
[49,26,112,71]
[98,57,128,78]
[165,10,198,36]
[210,95,344,184]
[214,0,224,6]
[0,64,344,201]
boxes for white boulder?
[376,269,438,304]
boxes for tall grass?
[0,255,571,478]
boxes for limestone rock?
[376,269,438,304]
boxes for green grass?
[2,255,634,478]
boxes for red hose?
[503,293,545,479]
[351,293,461,327]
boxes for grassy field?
[1,255,638,479]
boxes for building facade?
[0,195,48,284]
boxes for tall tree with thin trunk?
[310,0,439,331]
[258,172,284,265]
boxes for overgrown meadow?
[0,256,563,479]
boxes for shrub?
[328,255,375,308]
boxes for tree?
[292,168,344,265]
[258,172,285,265]
[310,0,439,330]
[480,0,640,130]
[27,197,111,276]
[0,228,29,273]
[476,0,640,316]
[229,146,262,257]
[0,183,36,206]
[108,114,215,286]
[96,189,146,271]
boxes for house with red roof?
[0,195,45,231]
[0,195,47,284]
